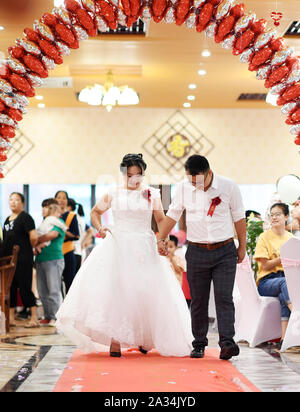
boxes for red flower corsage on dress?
[142,189,152,202]
[207,196,221,217]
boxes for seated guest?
[254,203,294,347]
[286,204,300,238]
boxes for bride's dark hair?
[120,153,147,174]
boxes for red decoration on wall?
[270,11,283,26]
[0,0,299,176]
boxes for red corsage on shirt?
[207,196,221,217]
[142,189,152,203]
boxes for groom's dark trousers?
[186,240,237,349]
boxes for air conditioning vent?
[237,93,267,101]
[40,77,73,88]
[284,21,300,36]
[98,18,147,36]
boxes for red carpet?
[54,348,260,392]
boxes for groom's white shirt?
[166,174,245,243]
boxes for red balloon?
[233,29,255,54]
[215,15,235,43]
[7,107,23,122]
[250,47,273,69]
[65,0,81,12]
[99,0,116,22]
[196,2,213,32]
[0,152,7,161]
[130,0,141,17]
[285,115,295,125]
[121,0,131,16]
[282,83,300,102]
[55,23,79,48]
[251,18,267,34]
[264,65,290,88]
[0,101,5,111]
[9,73,34,96]
[0,65,11,80]
[24,27,40,43]
[152,0,167,18]
[176,0,191,24]
[230,3,245,19]
[42,13,58,27]
[126,16,138,27]
[270,37,285,51]
[287,56,300,70]
[153,15,164,23]
[8,46,25,59]
[23,54,48,78]
[294,136,300,145]
[0,125,16,139]
[76,8,96,31]
[292,108,300,123]
[38,39,63,64]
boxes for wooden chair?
[0,245,19,333]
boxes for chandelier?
[78,71,139,112]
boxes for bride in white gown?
[55,153,193,357]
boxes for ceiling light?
[187,95,195,101]
[54,0,65,6]
[266,92,278,106]
[188,84,197,89]
[78,71,139,112]
[35,95,44,100]
[0,26,5,31]
[183,102,191,108]
[198,69,207,76]
[38,103,45,108]
[202,49,211,57]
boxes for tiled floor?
[1,319,300,392]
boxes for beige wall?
[2,107,299,184]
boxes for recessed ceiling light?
[0,26,5,31]
[202,49,211,57]
[198,69,207,76]
[35,95,44,100]
[187,95,195,101]
[188,84,197,89]
[183,102,191,108]
[38,103,45,108]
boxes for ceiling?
[0,0,299,110]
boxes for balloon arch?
[0,0,300,178]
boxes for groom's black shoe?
[138,346,148,354]
[110,351,121,357]
[219,343,240,360]
[190,347,205,358]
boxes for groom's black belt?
[188,238,233,250]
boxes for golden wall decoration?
[142,110,214,174]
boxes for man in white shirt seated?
[157,155,246,360]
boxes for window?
[0,184,24,224]
[28,184,92,228]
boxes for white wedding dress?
[55,185,193,356]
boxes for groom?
[157,155,246,360]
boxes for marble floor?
[1,319,300,392]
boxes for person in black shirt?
[2,192,39,327]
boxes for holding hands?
[97,226,112,239]
[157,238,168,256]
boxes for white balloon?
[277,175,300,204]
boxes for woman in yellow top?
[254,203,294,347]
